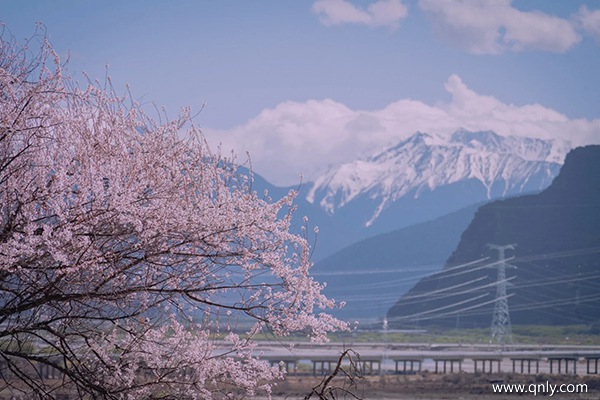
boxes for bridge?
[250,342,600,376]
[3,342,600,382]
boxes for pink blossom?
[0,26,347,399]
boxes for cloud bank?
[577,5,600,42]
[312,0,408,29]
[419,0,581,54]
[313,1,600,54]
[203,75,600,186]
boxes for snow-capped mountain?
[307,130,570,227]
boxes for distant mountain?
[308,129,566,226]
[387,145,600,328]
[312,203,482,322]
[305,130,567,258]
[251,129,569,260]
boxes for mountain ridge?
[306,129,568,227]
[387,145,600,328]
[251,129,568,260]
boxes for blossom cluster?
[0,26,346,399]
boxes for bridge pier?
[393,358,422,374]
[433,358,463,374]
[358,359,381,375]
[37,362,61,380]
[511,357,540,374]
[312,360,332,376]
[0,360,9,380]
[269,359,297,374]
[473,358,501,373]
[585,357,600,374]
[472,354,503,373]
[548,357,578,374]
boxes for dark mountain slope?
[312,203,481,322]
[387,145,600,328]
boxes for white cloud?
[312,0,408,29]
[203,75,600,186]
[577,5,600,42]
[418,0,581,54]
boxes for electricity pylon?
[487,244,517,346]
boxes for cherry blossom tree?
[0,25,346,399]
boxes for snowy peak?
[449,129,567,163]
[306,130,570,226]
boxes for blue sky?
[3,0,600,185]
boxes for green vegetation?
[252,325,600,345]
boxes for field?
[269,324,600,346]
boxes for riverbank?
[270,373,600,399]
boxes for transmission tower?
[487,244,517,346]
